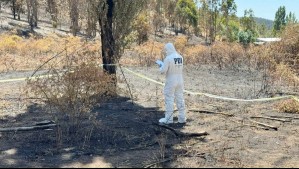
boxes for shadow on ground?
[0,95,205,168]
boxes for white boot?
[159,117,173,124]
[178,117,187,124]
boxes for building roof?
[256,38,282,42]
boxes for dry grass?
[277,98,299,114]
[26,60,115,147]
[209,42,246,70]
[1,30,298,90]
[124,39,164,66]
[0,32,101,72]
[272,63,299,89]
[275,24,299,73]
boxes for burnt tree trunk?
[86,1,97,38]
[47,0,58,27]
[26,0,38,30]
[12,0,16,19]
[69,0,79,36]
[99,0,117,93]
[33,1,37,27]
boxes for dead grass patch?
[277,99,299,114]
[0,33,101,72]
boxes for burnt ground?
[0,65,299,168]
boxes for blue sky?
[235,0,298,21]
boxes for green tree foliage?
[175,0,199,35]
[220,0,236,26]
[273,6,286,34]
[238,30,253,47]
[239,9,257,46]
[226,18,240,41]
[220,0,237,41]
[286,12,298,25]
[256,23,270,37]
[240,9,256,32]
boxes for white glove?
[155,60,164,68]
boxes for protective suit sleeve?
[155,60,164,68]
[159,58,169,74]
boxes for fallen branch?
[250,116,291,122]
[0,97,44,101]
[189,109,234,117]
[0,124,57,132]
[231,119,278,131]
[249,120,278,131]
[269,115,299,120]
[152,123,209,138]
[144,157,176,168]
[121,142,158,151]
[251,125,270,130]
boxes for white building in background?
[254,38,282,45]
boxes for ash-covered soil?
[0,65,298,168]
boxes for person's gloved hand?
[156,60,164,68]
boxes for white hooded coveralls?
[158,43,186,124]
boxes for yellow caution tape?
[0,66,298,103]
[123,67,299,103]
[123,68,165,86]
[0,74,54,83]
[292,96,299,103]
[0,77,28,83]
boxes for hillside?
[254,17,274,29]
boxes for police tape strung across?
[0,64,298,103]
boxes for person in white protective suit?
[156,43,186,124]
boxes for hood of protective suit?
[164,43,177,56]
